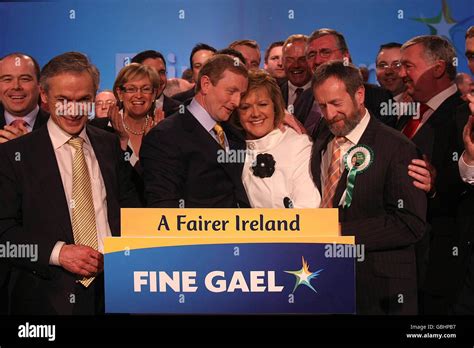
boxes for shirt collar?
[187,97,217,132]
[288,80,311,96]
[47,117,90,150]
[155,94,164,109]
[4,105,39,130]
[393,92,404,102]
[344,108,370,145]
[425,84,457,112]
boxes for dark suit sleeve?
[342,141,427,251]
[140,125,186,207]
[0,145,53,278]
[115,137,141,208]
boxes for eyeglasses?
[466,52,474,61]
[95,100,115,106]
[376,61,402,70]
[120,86,155,94]
[306,48,342,59]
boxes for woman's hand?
[279,111,307,135]
[145,108,165,135]
[108,104,129,151]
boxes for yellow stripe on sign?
[104,235,354,254]
[120,208,339,237]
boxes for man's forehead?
[377,48,401,61]
[0,56,35,70]
[311,35,338,47]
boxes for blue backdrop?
[1,0,473,89]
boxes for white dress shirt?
[47,119,111,266]
[242,126,321,208]
[405,84,457,137]
[288,80,311,107]
[320,109,370,206]
[187,98,229,151]
[459,152,474,185]
[4,105,39,132]
[155,93,164,110]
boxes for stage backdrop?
[1,0,473,89]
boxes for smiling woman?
[233,69,321,208]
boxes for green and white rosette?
[342,144,374,208]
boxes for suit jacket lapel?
[332,115,377,207]
[312,121,333,193]
[182,110,249,206]
[281,82,289,107]
[32,109,49,130]
[33,126,73,242]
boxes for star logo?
[285,256,323,294]
[410,0,457,40]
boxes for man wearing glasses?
[375,42,406,101]
[94,90,116,118]
[303,28,394,135]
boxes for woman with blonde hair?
[235,70,321,208]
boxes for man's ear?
[200,75,211,95]
[39,86,48,105]
[354,85,365,107]
[433,60,447,79]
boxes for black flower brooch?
[251,153,276,178]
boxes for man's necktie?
[321,136,347,208]
[213,123,226,149]
[294,87,304,105]
[68,137,98,288]
[402,103,430,139]
[9,119,29,130]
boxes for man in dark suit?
[141,54,249,208]
[280,35,312,120]
[172,43,216,103]
[304,29,394,138]
[397,35,466,314]
[0,53,49,142]
[131,50,181,117]
[0,52,49,314]
[455,97,474,314]
[0,52,139,315]
[450,26,474,314]
[311,61,426,314]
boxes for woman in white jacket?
[234,69,321,208]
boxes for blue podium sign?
[104,238,356,314]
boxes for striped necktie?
[68,137,98,287]
[321,136,347,208]
[213,123,226,149]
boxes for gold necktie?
[213,123,226,149]
[68,137,98,287]
[321,136,347,208]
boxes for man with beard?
[311,61,426,314]
[303,28,394,137]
